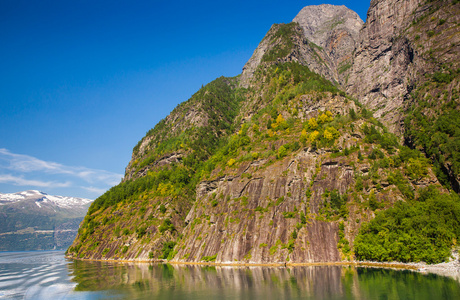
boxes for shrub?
[159,219,176,233]
[277,145,288,159]
[227,158,236,167]
[160,241,176,259]
[202,254,217,262]
[282,211,296,218]
[136,226,147,238]
[307,117,318,130]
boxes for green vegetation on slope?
[405,0,460,191]
[262,23,299,62]
[405,85,460,189]
[354,186,460,264]
[87,165,192,215]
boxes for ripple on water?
[0,288,26,300]
[0,279,26,289]
[0,251,74,300]
[0,274,23,282]
[25,282,78,300]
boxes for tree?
[309,131,320,144]
[277,145,288,159]
[308,117,318,130]
[405,158,429,182]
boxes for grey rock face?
[293,5,362,47]
[293,4,364,84]
[346,0,423,134]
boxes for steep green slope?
[67,59,453,264]
[67,77,246,259]
[402,0,460,192]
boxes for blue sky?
[0,0,369,199]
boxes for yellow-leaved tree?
[309,131,320,143]
[323,126,340,142]
[308,117,318,130]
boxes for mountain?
[67,0,460,265]
[0,190,92,251]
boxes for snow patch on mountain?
[0,190,93,209]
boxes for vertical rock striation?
[347,0,422,134]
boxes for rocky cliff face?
[173,96,355,264]
[347,0,460,135]
[67,0,458,264]
[347,0,460,189]
[346,0,423,134]
[240,5,363,88]
[293,4,363,85]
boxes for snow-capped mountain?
[0,190,94,251]
[0,190,93,209]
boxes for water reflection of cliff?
[67,261,460,300]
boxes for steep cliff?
[67,1,460,265]
[347,0,459,130]
[347,0,460,190]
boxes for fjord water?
[1,251,460,299]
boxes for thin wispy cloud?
[0,148,123,185]
[0,174,71,188]
[0,148,123,197]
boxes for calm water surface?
[0,251,460,299]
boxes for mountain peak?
[240,4,364,88]
[293,4,363,47]
[293,4,363,83]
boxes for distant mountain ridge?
[0,190,92,251]
[0,190,92,209]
